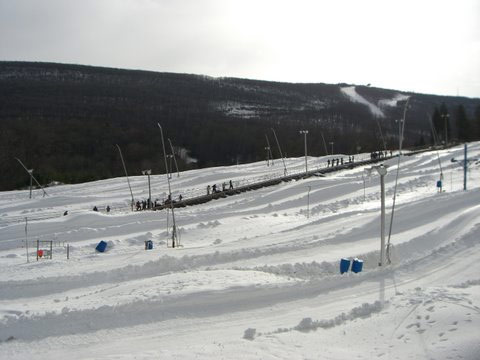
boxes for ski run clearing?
[1,143,479,360]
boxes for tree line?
[1,61,479,191]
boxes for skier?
[106,205,110,213]
[212,184,217,193]
[327,159,330,167]
[93,206,98,212]
[229,180,234,190]
[207,185,211,195]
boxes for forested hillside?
[1,61,479,190]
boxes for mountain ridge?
[1,61,479,191]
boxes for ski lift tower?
[365,164,389,266]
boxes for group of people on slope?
[327,156,354,167]
[207,180,234,195]
[92,205,110,213]
[370,150,393,160]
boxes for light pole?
[28,169,33,199]
[365,164,389,266]
[142,169,152,208]
[265,146,271,166]
[299,130,308,175]
[329,142,334,155]
[451,143,478,191]
[441,113,450,146]
[166,155,173,179]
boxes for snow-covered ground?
[1,143,479,359]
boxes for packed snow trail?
[0,143,479,359]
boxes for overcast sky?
[1,0,479,97]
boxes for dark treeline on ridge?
[1,61,479,191]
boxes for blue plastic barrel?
[145,240,153,250]
[351,258,363,273]
[340,258,351,274]
[95,240,107,253]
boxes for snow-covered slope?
[1,144,479,359]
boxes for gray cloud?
[0,0,479,97]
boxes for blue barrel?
[95,240,107,253]
[145,240,153,250]
[340,258,351,274]
[351,258,363,273]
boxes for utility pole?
[378,165,387,267]
[158,124,178,248]
[28,169,33,199]
[271,128,288,176]
[299,130,308,175]
[142,169,152,209]
[25,217,29,263]
[115,145,135,211]
[167,138,180,177]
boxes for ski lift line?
[14,157,48,197]
[152,150,404,211]
[386,97,409,263]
